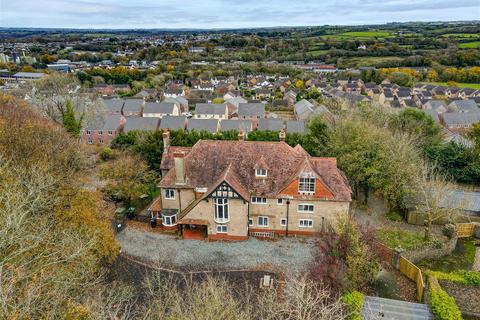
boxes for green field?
[306,49,329,57]
[441,33,479,38]
[340,56,403,68]
[319,30,391,41]
[459,41,480,49]
[422,82,480,89]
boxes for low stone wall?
[473,223,480,239]
[402,237,457,264]
[407,211,480,226]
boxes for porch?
[178,219,209,240]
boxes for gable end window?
[298,204,314,213]
[164,189,175,200]
[214,198,229,223]
[255,169,267,177]
[298,177,315,194]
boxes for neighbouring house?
[134,89,158,100]
[159,115,187,131]
[286,120,306,134]
[187,119,219,133]
[441,111,480,131]
[122,99,144,117]
[194,103,228,120]
[447,100,478,113]
[257,118,284,131]
[225,96,248,116]
[101,98,124,115]
[82,114,125,145]
[220,119,253,133]
[255,88,272,101]
[237,103,265,120]
[123,117,160,133]
[164,88,185,99]
[164,96,189,113]
[423,100,447,114]
[156,134,352,240]
[143,102,180,118]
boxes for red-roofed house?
[155,130,351,240]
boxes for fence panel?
[399,256,425,302]
[371,240,394,265]
[456,223,474,238]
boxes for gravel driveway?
[117,227,316,275]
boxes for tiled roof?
[160,140,351,201]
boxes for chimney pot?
[162,129,170,154]
[279,128,286,142]
[238,129,245,141]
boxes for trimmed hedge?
[431,270,480,287]
[342,291,364,320]
[429,275,462,320]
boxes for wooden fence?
[456,223,474,238]
[399,256,425,302]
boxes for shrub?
[342,291,364,320]
[385,211,403,222]
[429,279,462,320]
[99,147,116,161]
[442,224,456,239]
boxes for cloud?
[0,0,478,28]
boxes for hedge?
[431,270,480,287]
[429,275,462,320]
[342,291,364,320]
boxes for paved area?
[117,227,316,275]
[363,296,434,320]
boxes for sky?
[0,0,479,29]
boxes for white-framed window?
[298,204,314,213]
[108,130,114,135]
[251,197,267,204]
[214,198,229,223]
[277,198,284,205]
[86,130,92,135]
[216,224,228,233]
[98,130,103,135]
[87,140,93,144]
[99,139,104,143]
[255,169,267,177]
[162,214,177,226]
[258,216,269,227]
[280,218,287,226]
[299,177,315,194]
[248,218,253,226]
[164,189,175,199]
[299,219,313,228]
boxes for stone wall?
[473,223,480,239]
[402,237,457,264]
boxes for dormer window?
[299,177,315,194]
[255,169,267,177]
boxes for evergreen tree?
[62,99,83,137]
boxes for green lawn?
[459,41,480,49]
[376,229,431,250]
[421,82,480,89]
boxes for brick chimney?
[238,129,245,141]
[174,151,186,185]
[162,129,170,154]
[279,128,286,142]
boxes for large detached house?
[155,130,351,241]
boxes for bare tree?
[413,163,460,240]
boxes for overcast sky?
[1,0,479,29]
